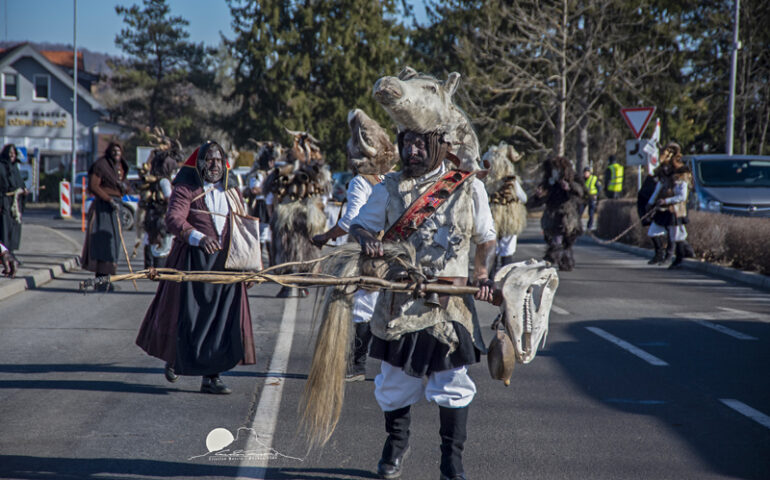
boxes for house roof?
[0,43,104,113]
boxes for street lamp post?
[71,0,78,187]
[726,0,740,155]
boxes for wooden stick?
[114,209,138,291]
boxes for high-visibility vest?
[584,174,598,196]
[607,163,624,193]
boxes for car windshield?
[696,160,770,187]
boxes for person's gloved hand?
[1,251,18,278]
[472,278,496,303]
[311,233,328,248]
[110,198,122,212]
[200,235,221,255]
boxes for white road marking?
[720,399,770,429]
[551,305,569,315]
[693,320,758,340]
[586,327,668,366]
[237,296,299,477]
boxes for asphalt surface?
[0,216,768,480]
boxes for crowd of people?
[1,65,698,480]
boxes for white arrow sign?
[621,107,656,139]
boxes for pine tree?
[109,0,214,146]
[224,0,409,170]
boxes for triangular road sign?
[621,107,656,139]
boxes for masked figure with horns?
[347,69,497,480]
[136,142,256,394]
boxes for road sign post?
[621,107,656,139]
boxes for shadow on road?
[0,455,380,479]
[550,318,770,480]
[0,363,309,380]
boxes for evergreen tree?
[108,0,214,147]
[224,0,410,170]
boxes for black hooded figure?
[0,144,25,255]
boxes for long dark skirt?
[369,321,481,378]
[136,239,256,376]
[0,198,21,251]
[81,198,120,275]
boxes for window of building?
[33,74,50,101]
[1,73,18,99]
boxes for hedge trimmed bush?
[595,199,770,275]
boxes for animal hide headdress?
[373,66,481,172]
[346,108,398,175]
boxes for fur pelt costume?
[482,141,527,238]
[266,131,331,274]
[347,108,398,175]
[527,156,584,271]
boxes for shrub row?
[594,199,770,276]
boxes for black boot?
[668,242,685,269]
[276,286,292,298]
[378,406,411,479]
[346,322,371,382]
[661,239,675,265]
[439,406,469,480]
[648,236,664,265]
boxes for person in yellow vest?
[604,155,624,199]
[579,166,601,231]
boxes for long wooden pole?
[114,209,138,291]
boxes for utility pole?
[726,0,740,155]
[71,0,78,187]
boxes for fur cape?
[270,196,328,269]
[482,142,527,238]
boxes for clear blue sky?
[1,0,428,57]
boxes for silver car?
[688,154,770,217]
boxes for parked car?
[687,154,770,217]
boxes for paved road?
[0,218,768,479]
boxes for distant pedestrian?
[646,143,694,269]
[579,166,601,231]
[1,241,18,278]
[81,142,129,291]
[136,142,256,395]
[604,155,624,199]
[0,144,25,261]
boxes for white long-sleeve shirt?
[648,180,688,206]
[337,175,378,232]
[351,164,497,245]
[188,182,229,246]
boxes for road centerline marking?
[586,327,668,366]
[693,320,757,340]
[719,399,770,429]
[237,295,299,477]
[551,305,569,315]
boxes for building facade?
[0,43,123,179]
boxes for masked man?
[136,142,256,395]
[350,129,497,480]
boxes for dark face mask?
[199,147,224,183]
[401,131,438,178]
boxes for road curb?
[584,235,770,292]
[0,256,81,302]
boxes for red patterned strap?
[383,169,476,242]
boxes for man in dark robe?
[136,142,256,395]
[81,142,129,290]
[0,144,26,260]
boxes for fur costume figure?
[482,142,528,237]
[527,156,584,271]
[266,130,331,297]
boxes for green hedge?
[595,199,770,276]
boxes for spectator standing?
[0,144,25,261]
[604,155,624,199]
[579,166,601,231]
